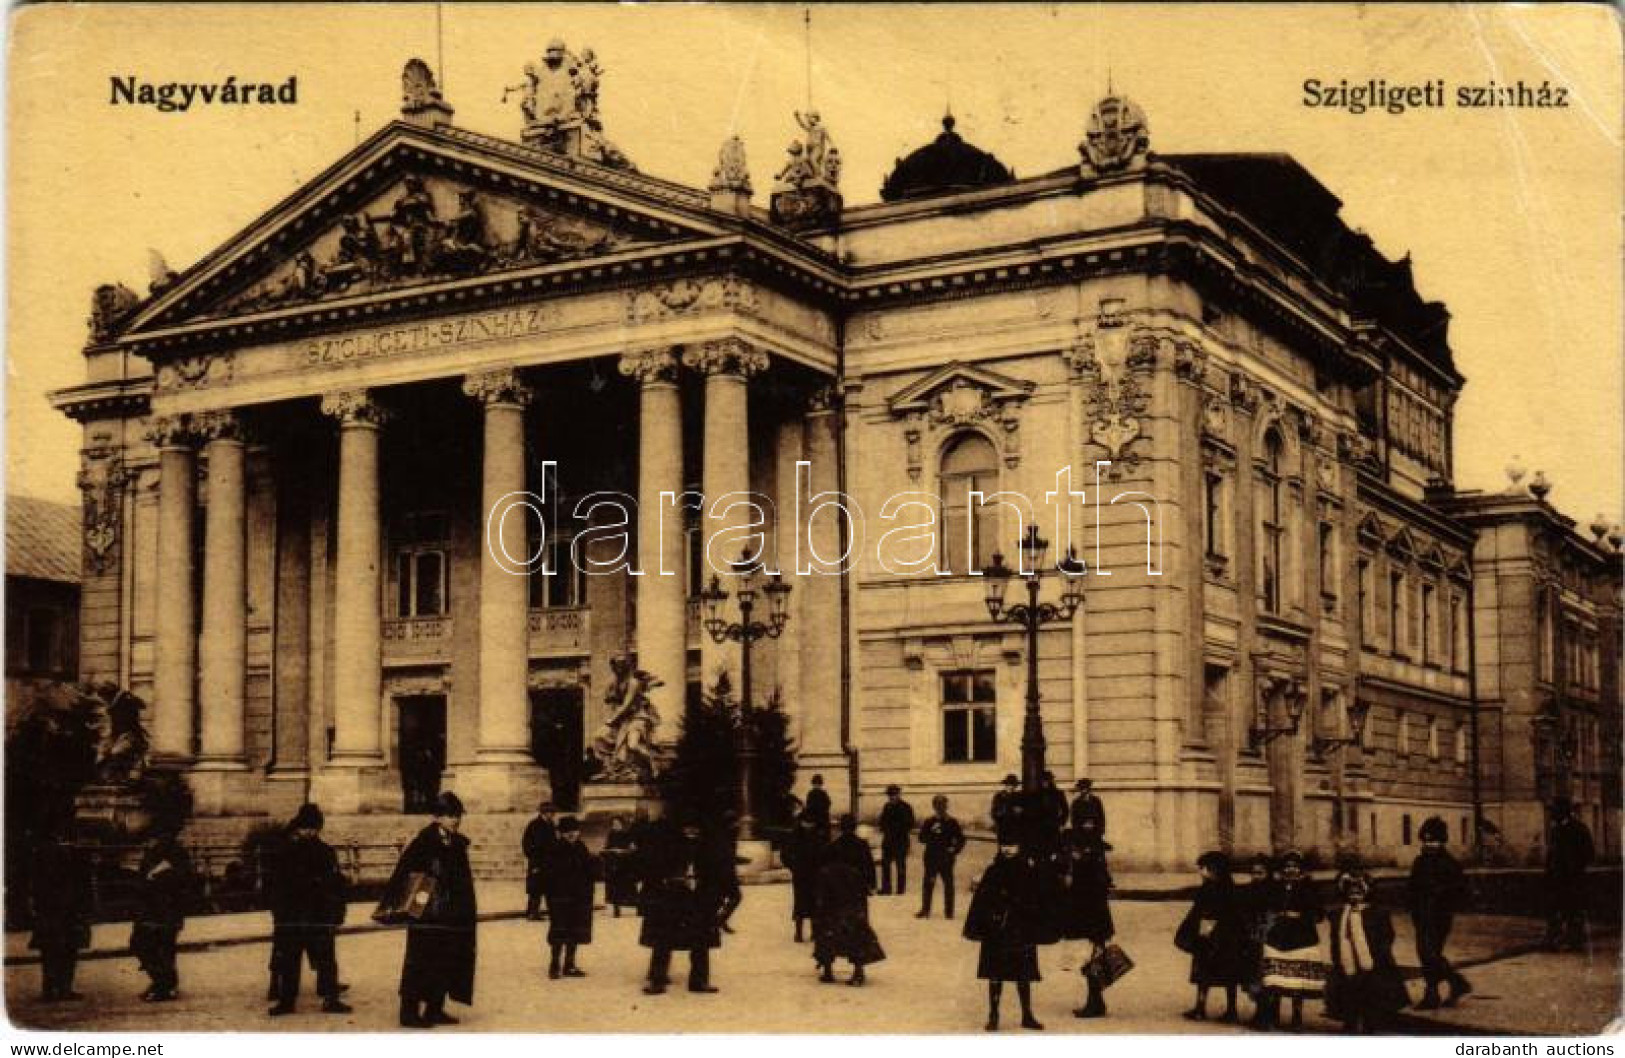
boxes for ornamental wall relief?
[624,275,757,325]
[1068,319,1162,470]
[78,445,129,576]
[886,362,1034,481]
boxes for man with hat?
[804,774,832,831]
[916,794,966,919]
[521,800,558,920]
[1407,815,1471,1008]
[1069,777,1107,836]
[877,784,916,896]
[991,774,1023,846]
[1544,796,1595,951]
[268,804,351,1016]
[386,791,477,1028]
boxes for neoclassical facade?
[51,51,1620,868]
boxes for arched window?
[940,433,999,574]
[1260,429,1285,613]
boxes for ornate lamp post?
[700,551,792,836]
[1311,698,1371,757]
[982,524,1087,792]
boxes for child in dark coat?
[1326,866,1409,1034]
[544,816,597,978]
[964,844,1045,1032]
[1177,850,1248,1022]
[1062,821,1114,1018]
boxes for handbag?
[1083,942,1135,989]
[372,871,438,925]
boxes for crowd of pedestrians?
[18,781,1601,1034]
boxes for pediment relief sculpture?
[209,174,645,319]
[888,362,1034,478]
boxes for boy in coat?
[1326,866,1409,1034]
[131,827,192,1002]
[1408,816,1471,1008]
[1063,820,1115,1019]
[916,795,966,919]
[544,816,596,979]
[268,803,352,1016]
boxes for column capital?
[320,388,393,427]
[682,338,769,379]
[805,383,841,416]
[618,348,680,386]
[463,367,534,408]
[194,409,249,444]
[145,413,205,450]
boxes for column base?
[449,757,548,814]
[188,767,257,817]
[309,763,393,815]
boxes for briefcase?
[372,871,438,925]
[1083,942,1135,990]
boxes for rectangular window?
[530,535,588,609]
[1370,812,1378,845]
[941,669,997,763]
[1402,814,1413,846]
[1358,558,1373,641]
[1450,592,1468,671]
[1391,571,1408,655]
[393,512,450,618]
[1204,472,1227,559]
[1421,582,1436,665]
[1318,521,1338,602]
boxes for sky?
[7,3,1621,528]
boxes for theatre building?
[50,49,1620,868]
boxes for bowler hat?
[1001,774,1019,787]
[1073,778,1093,791]
[558,815,581,834]
[433,791,466,818]
[291,803,324,831]
[1418,816,1448,844]
[886,784,901,795]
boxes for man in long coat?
[521,802,557,920]
[1545,797,1595,950]
[268,803,351,1016]
[783,809,828,942]
[387,791,477,1028]
[813,814,885,985]
[638,813,722,994]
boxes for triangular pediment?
[887,361,1035,419]
[120,122,729,337]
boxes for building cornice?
[48,378,153,422]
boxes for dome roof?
[880,116,1014,202]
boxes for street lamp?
[1311,698,1371,757]
[1248,681,1307,752]
[982,524,1087,792]
[700,550,792,836]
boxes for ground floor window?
[941,669,996,763]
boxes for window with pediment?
[1259,429,1286,613]
[940,433,1000,575]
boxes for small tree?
[659,671,740,823]
[746,689,798,831]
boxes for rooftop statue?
[505,39,633,170]
[770,110,842,225]
[1079,92,1150,176]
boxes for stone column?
[462,368,545,811]
[797,385,847,796]
[620,349,687,739]
[683,339,769,694]
[195,410,248,770]
[148,415,200,761]
[319,391,388,769]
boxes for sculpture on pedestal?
[771,110,843,226]
[505,39,633,170]
[591,654,662,782]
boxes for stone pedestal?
[309,765,393,816]
[448,762,549,816]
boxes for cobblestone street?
[8,883,1616,1034]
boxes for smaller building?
[5,495,82,700]
[1441,471,1624,862]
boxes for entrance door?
[530,687,585,811]
[398,695,446,814]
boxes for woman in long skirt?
[964,844,1044,1031]
[385,792,478,1028]
[1176,850,1248,1022]
[601,816,639,917]
[813,814,886,985]
[1062,822,1114,1018]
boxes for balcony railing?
[382,615,452,658]
[528,606,590,655]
